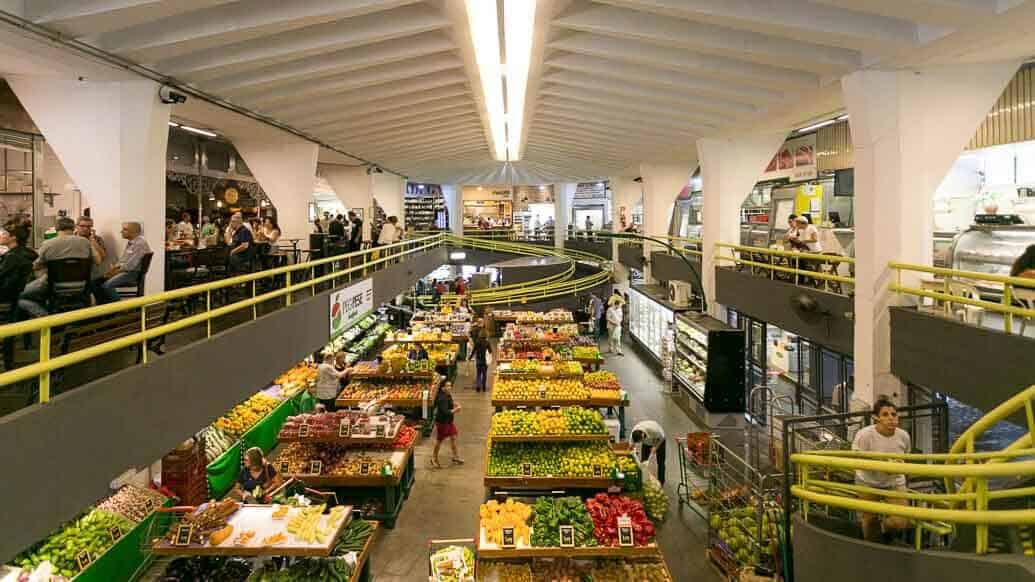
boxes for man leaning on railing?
[852,397,911,544]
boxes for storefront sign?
[575,182,607,199]
[501,527,516,548]
[760,133,816,183]
[559,525,575,547]
[329,279,374,339]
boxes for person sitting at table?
[230,447,282,503]
[262,217,282,244]
[175,211,195,240]
[95,222,152,304]
[198,215,218,247]
[20,217,97,316]
[227,213,254,272]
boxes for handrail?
[714,241,855,295]
[889,262,1035,334]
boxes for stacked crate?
[161,437,209,505]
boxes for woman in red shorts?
[432,381,463,468]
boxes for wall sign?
[329,278,374,338]
[761,133,817,183]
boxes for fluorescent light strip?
[180,125,218,137]
[504,0,536,162]
[795,118,837,134]
[465,0,507,161]
[168,122,179,127]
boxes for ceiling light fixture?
[180,125,218,137]
[795,113,849,134]
[168,122,179,128]
[504,0,536,162]
[465,0,507,161]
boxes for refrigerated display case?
[673,313,745,412]
[628,287,676,361]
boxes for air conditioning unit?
[668,281,692,307]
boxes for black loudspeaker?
[703,329,746,413]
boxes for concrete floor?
[367,335,720,582]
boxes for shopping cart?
[676,432,713,520]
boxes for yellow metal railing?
[889,262,1035,335]
[0,235,444,403]
[715,242,855,294]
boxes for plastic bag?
[640,469,669,523]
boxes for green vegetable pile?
[530,497,597,548]
[332,519,375,555]
[244,520,376,582]
[16,509,135,578]
[640,477,669,522]
[162,556,252,581]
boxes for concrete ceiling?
[4,0,1035,183]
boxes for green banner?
[207,441,243,500]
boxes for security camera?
[366,165,384,175]
[159,85,187,104]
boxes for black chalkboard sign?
[618,515,634,547]
[375,424,386,438]
[298,423,311,438]
[501,527,515,548]
[76,550,92,570]
[173,524,194,546]
[309,460,323,475]
[280,461,290,475]
[108,525,123,543]
[521,463,532,477]
[593,464,602,477]
[339,420,351,438]
[360,462,370,475]
[558,525,575,548]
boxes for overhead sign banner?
[329,278,374,338]
[761,133,816,183]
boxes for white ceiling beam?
[93,0,419,62]
[554,4,861,73]
[537,83,732,127]
[325,110,481,142]
[594,0,920,53]
[378,139,488,157]
[204,31,454,95]
[389,147,489,163]
[266,71,468,120]
[547,52,782,105]
[29,0,235,38]
[526,139,633,158]
[536,102,712,135]
[234,53,464,109]
[529,134,674,158]
[300,98,476,135]
[549,32,818,91]
[151,4,448,78]
[810,0,998,28]
[337,125,486,150]
[531,121,689,147]
[542,70,753,116]
[524,146,628,166]
[283,84,470,128]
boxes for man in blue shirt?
[227,213,254,272]
[96,221,151,304]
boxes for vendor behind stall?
[231,447,282,503]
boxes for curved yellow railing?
[889,262,1035,334]
[791,384,1035,555]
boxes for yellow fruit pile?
[275,364,317,396]
[480,499,531,546]
[214,393,280,438]
[493,379,589,401]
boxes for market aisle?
[604,336,721,582]
[369,359,493,581]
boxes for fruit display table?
[335,381,440,414]
[490,395,628,440]
[483,440,641,494]
[477,527,665,559]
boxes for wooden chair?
[115,252,154,299]
[45,258,93,313]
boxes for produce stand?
[70,497,174,582]
[489,434,610,443]
[482,441,639,494]
[151,504,352,557]
[347,520,379,582]
[207,441,244,500]
[491,395,628,439]
[336,382,440,412]
[477,526,664,559]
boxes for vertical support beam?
[609,176,642,286]
[233,136,318,243]
[372,172,405,227]
[698,132,788,313]
[844,61,1020,406]
[8,77,171,293]
[639,162,694,283]
[554,183,576,249]
[441,184,462,236]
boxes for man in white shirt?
[852,397,911,543]
[630,420,667,485]
[790,216,822,253]
[313,353,348,410]
[605,303,623,355]
[175,211,195,240]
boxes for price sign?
[538,386,546,399]
[617,515,634,547]
[521,463,532,477]
[108,525,123,543]
[360,462,370,475]
[593,464,602,477]
[501,527,516,548]
[309,460,323,475]
[375,424,386,438]
[76,550,92,570]
[559,525,575,548]
[279,461,290,475]
[143,498,155,513]
[173,524,194,546]
[299,423,311,438]
[339,420,352,438]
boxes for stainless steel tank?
[948,225,1035,277]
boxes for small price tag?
[360,462,370,475]
[309,460,323,475]
[559,525,575,548]
[299,423,311,438]
[593,464,602,477]
[108,525,123,543]
[375,424,386,438]
[501,527,516,548]
[76,550,92,570]
[339,420,352,438]
[173,524,194,546]
[618,515,634,547]
[143,498,155,513]
[521,463,532,477]
[279,461,290,475]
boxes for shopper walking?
[347,211,363,252]
[314,353,347,411]
[432,381,464,468]
[606,302,624,355]
[630,420,667,485]
[470,333,491,392]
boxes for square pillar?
[639,162,693,283]
[442,184,462,236]
[234,137,318,243]
[554,183,576,249]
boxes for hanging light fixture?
[504,0,536,162]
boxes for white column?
[441,184,462,236]
[233,136,318,243]
[554,183,576,249]
[320,163,372,217]
[7,77,170,292]
[639,163,693,283]
[698,132,788,312]
[844,61,1020,406]
[609,176,642,285]
[372,173,405,223]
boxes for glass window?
[204,142,231,172]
